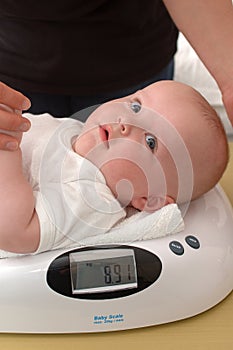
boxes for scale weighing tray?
[0,185,232,333]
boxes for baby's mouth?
[104,128,109,140]
[99,125,110,146]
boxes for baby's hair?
[186,87,229,201]
[193,89,229,165]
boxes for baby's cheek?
[100,159,148,207]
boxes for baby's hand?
[0,83,31,150]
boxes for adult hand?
[0,82,31,150]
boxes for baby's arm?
[0,148,40,253]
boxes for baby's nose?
[117,117,132,136]
[119,123,131,135]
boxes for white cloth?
[79,203,184,245]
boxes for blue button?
[169,241,184,255]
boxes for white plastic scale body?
[0,185,232,333]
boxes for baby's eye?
[145,134,157,151]
[130,101,141,113]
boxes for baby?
[0,81,228,254]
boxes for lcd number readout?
[102,263,132,285]
[69,249,138,294]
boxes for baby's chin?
[72,134,87,156]
[71,135,78,150]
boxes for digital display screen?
[69,249,138,294]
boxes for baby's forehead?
[109,100,183,142]
[123,89,152,101]
[102,83,201,132]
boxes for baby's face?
[73,81,216,210]
[73,85,189,211]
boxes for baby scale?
[0,184,232,333]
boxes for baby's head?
[73,80,228,212]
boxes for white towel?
[0,203,184,258]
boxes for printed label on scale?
[93,313,125,325]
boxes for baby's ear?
[131,195,175,212]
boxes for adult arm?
[0,148,40,253]
[0,82,31,150]
[163,0,233,125]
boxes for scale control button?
[169,241,184,256]
[185,235,200,249]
